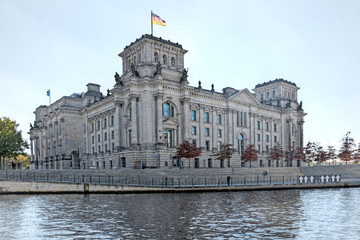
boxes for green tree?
[212,144,234,167]
[0,117,29,169]
[176,140,202,168]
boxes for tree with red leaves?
[176,140,202,168]
[326,145,337,165]
[212,144,234,167]
[338,132,356,165]
[241,144,258,168]
[267,143,284,167]
[294,147,306,165]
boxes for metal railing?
[0,171,341,188]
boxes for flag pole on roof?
[151,11,166,35]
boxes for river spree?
[0,188,359,239]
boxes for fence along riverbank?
[1,166,360,193]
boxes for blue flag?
[47,89,50,97]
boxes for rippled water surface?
[1,188,360,239]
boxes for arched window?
[238,133,244,154]
[133,56,136,64]
[154,52,158,62]
[162,55,167,64]
[163,102,175,117]
[171,57,175,66]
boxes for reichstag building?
[29,34,306,170]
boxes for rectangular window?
[105,144,108,152]
[257,144,261,153]
[192,139,197,146]
[92,147,94,154]
[91,123,94,132]
[274,124,277,132]
[273,90,276,97]
[206,141,210,151]
[217,114,222,124]
[274,136,277,143]
[98,134,101,142]
[191,110,196,121]
[92,136,94,144]
[266,92,270,99]
[112,143,115,151]
[205,112,209,123]
[244,112,247,127]
[97,121,100,130]
[266,122,269,131]
[111,116,114,126]
[257,121,260,130]
[205,127,210,136]
[192,126,197,135]
[266,145,269,154]
[266,135,269,142]
[111,131,114,140]
[257,134,260,141]
[104,118,107,128]
[104,133,107,141]
[218,129,222,137]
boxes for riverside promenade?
[1,165,360,194]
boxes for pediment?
[163,118,179,127]
[228,88,261,105]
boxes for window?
[111,131,115,140]
[112,143,115,151]
[266,145,269,154]
[191,110,196,121]
[205,127,210,136]
[162,55,167,64]
[154,52,158,62]
[208,158,212,168]
[261,93,264,101]
[266,122,269,131]
[97,121,100,130]
[92,147,94,154]
[257,121,260,130]
[192,140,197,146]
[164,129,173,147]
[192,126,197,135]
[104,133,107,141]
[91,123,94,132]
[257,144,261,152]
[238,133,244,155]
[92,136,94,144]
[257,134,260,141]
[274,136,277,143]
[266,135,269,142]
[98,134,101,142]
[273,90,276,97]
[104,118,107,128]
[218,129,222,137]
[105,144,108,152]
[163,103,175,117]
[266,92,270,99]
[217,114,222,124]
[111,116,114,126]
[274,124,277,132]
[171,57,175,66]
[204,112,209,123]
[98,146,101,153]
[206,141,210,151]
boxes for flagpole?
[151,10,153,35]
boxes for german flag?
[152,12,166,26]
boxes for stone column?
[212,107,217,150]
[129,94,139,145]
[199,104,204,148]
[114,101,124,148]
[298,120,305,148]
[181,97,190,141]
[30,137,34,168]
[155,93,164,143]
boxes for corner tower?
[118,34,188,83]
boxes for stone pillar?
[30,137,34,168]
[212,107,217,150]
[114,101,124,148]
[181,97,190,141]
[129,94,139,145]
[199,104,204,148]
[298,120,304,148]
[155,93,164,143]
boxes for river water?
[0,188,359,239]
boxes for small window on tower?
[154,52,158,62]
[162,55,167,64]
[171,57,175,66]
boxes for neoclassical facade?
[29,34,306,169]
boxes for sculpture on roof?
[131,63,140,77]
[180,68,188,82]
[154,62,162,76]
[114,72,123,86]
[297,101,303,111]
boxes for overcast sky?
[1,0,359,152]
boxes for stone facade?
[29,34,306,170]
